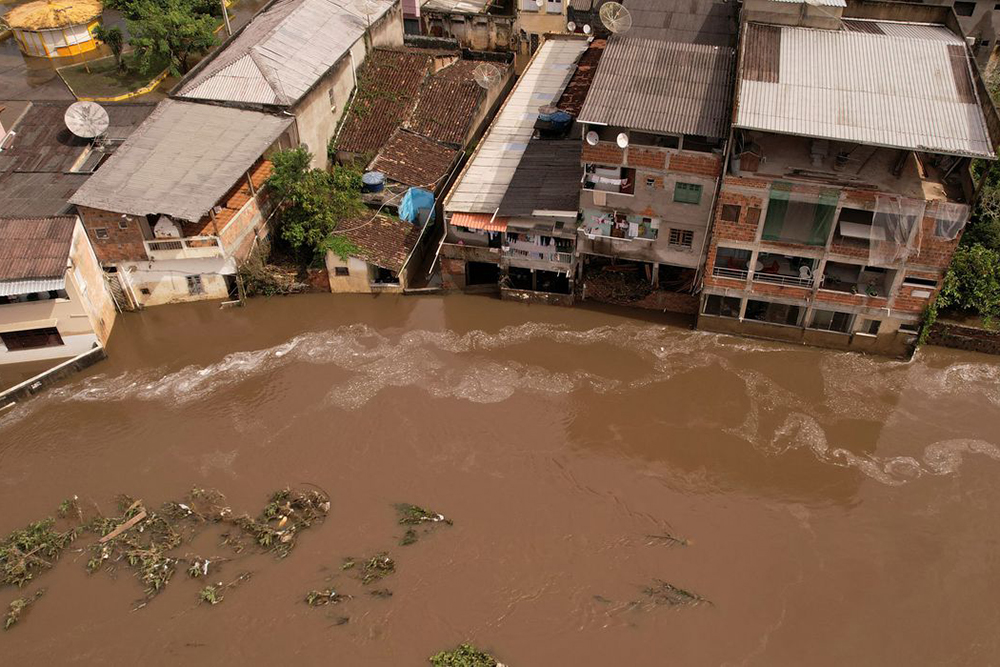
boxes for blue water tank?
[362,171,385,193]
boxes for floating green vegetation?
[1,517,79,588]
[395,503,451,546]
[429,643,500,667]
[305,588,350,607]
[199,585,223,605]
[231,488,330,558]
[86,496,182,598]
[638,579,710,609]
[358,552,395,585]
[4,589,45,630]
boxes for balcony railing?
[712,266,748,280]
[145,236,224,261]
[751,272,814,288]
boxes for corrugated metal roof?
[498,140,581,216]
[621,0,736,47]
[450,212,508,231]
[69,101,293,222]
[0,172,87,217]
[736,21,996,158]
[577,37,735,139]
[0,216,76,281]
[445,37,589,214]
[421,0,490,13]
[0,277,66,297]
[770,0,845,6]
[176,0,394,106]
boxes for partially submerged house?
[698,0,1000,357]
[0,216,116,364]
[331,46,512,291]
[326,214,423,291]
[574,0,736,312]
[441,34,590,292]
[69,100,295,307]
[173,0,404,169]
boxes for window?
[186,275,205,295]
[703,294,741,318]
[520,0,538,10]
[903,275,938,288]
[118,219,128,230]
[744,299,803,326]
[668,228,694,249]
[0,327,64,351]
[810,309,854,333]
[762,185,838,246]
[546,0,562,11]
[674,182,702,205]
[645,177,656,189]
[94,228,109,240]
[982,40,992,48]
[861,319,881,335]
[721,204,741,222]
[334,266,350,277]
[899,322,920,335]
[954,1,976,16]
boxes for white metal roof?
[0,277,65,296]
[69,101,293,222]
[768,0,845,6]
[445,37,589,215]
[736,21,995,158]
[176,0,394,106]
[421,0,490,13]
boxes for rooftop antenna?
[473,62,502,89]
[64,101,109,140]
[599,1,633,34]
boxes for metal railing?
[144,236,224,261]
[751,272,814,288]
[712,266,748,280]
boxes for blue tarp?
[399,187,435,225]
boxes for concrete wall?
[423,11,516,52]
[68,220,117,346]
[0,344,106,409]
[926,320,1000,355]
[325,255,379,293]
[293,2,405,168]
[119,257,232,307]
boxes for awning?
[450,212,508,233]
[0,277,66,297]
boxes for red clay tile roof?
[0,216,76,280]
[369,129,457,189]
[405,60,491,146]
[335,50,432,155]
[336,214,421,273]
[557,39,605,117]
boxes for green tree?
[267,147,363,261]
[92,25,126,73]
[937,244,1000,325]
[127,0,218,76]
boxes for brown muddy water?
[2,294,1000,666]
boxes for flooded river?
[1,294,999,665]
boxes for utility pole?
[221,0,232,36]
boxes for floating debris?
[1,517,78,588]
[395,503,451,546]
[199,585,223,605]
[341,559,356,571]
[429,643,501,667]
[231,488,330,558]
[305,588,350,607]
[369,588,392,599]
[638,579,710,609]
[4,588,45,630]
[645,533,689,548]
[331,615,350,626]
[358,552,395,585]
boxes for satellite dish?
[473,62,502,89]
[535,0,543,7]
[585,130,599,146]
[583,24,592,35]
[64,101,109,139]
[616,132,629,149]
[599,1,633,34]
[567,21,576,32]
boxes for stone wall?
[926,321,1000,355]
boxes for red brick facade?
[77,206,148,264]
[626,146,666,170]
[668,152,722,178]
[582,142,624,166]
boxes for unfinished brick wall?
[77,206,148,264]
[626,147,666,170]
[668,152,722,178]
[710,189,763,243]
[912,217,961,268]
[582,142,624,166]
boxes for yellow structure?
[4,0,102,58]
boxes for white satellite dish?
[535,0,543,7]
[64,101,109,139]
[585,130,599,146]
[583,24,592,35]
[599,1,633,34]
[567,21,576,32]
[616,132,629,149]
[473,62,502,89]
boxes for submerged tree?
[93,25,126,73]
[267,147,363,261]
[127,0,217,76]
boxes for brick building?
[698,1,1000,357]
[69,101,295,307]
